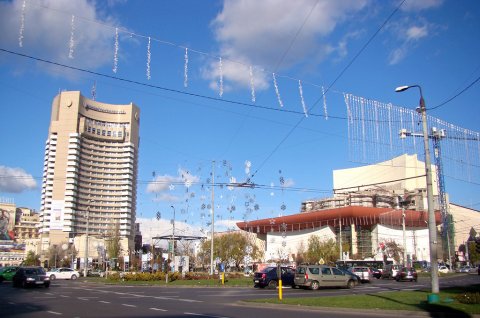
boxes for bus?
[335,259,393,271]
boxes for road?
[1,273,478,318]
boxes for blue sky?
[0,0,479,240]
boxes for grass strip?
[248,285,480,315]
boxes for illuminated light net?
[344,93,480,184]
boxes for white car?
[438,266,449,274]
[46,267,80,280]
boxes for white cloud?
[214,219,241,232]
[0,166,37,193]
[204,0,369,91]
[0,0,121,76]
[136,217,204,247]
[146,168,200,202]
[400,0,443,12]
[282,178,295,188]
[406,25,429,41]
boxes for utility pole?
[210,161,215,275]
[84,201,91,278]
[396,85,439,295]
[402,207,407,267]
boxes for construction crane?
[400,127,453,265]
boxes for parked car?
[12,266,50,288]
[395,267,417,282]
[253,266,295,289]
[46,267,80,280]
[372,268,383,279]
[438,265,449,274]
[87,269,105,277]
[381,264,402,279]
[0,266,19,282]
[338,268,360,286]
[456,265,474,273]
[348,266,373,283]
[294,265,356,290]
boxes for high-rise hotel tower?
[39,91,139,262]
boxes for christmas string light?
[18,0,26,47]
[184,47,188,88]
[68,15,75,59]
[299,80,308,117]
[113,27,119,73]
[322,86,328,120]
[146,36,151,80]
[218,57,223,97]
[249,66,256,103]
[273,73,284,108]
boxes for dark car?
[253,266,295,289]
[372,268,382,279]
[0,266,19,282]
[12,266,50,288]
[395,267,417,282]
[340,268,361,285]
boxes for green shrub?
[456,292,480,304]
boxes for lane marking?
[47,311,62,315]
[184,313,230,318]
[60,295,70,298]
[122,303,137,307]
[149,307,168,312]
[99,301,110,304]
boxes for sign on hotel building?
[38,91,140,264]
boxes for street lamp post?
[171,205,176,272]
[395,85,439,295]
[84,200,93,278]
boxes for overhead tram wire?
[0,48,335,119]
[428,74,480,111]
[0,50,424,126]
[247,0,407,182]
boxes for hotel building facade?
[38,91,140,266]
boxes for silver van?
[294,265,356,290]
[381,264,402,279]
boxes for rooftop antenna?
[91,81,96,100]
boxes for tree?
[200,232,261,270]
[295,241,306,265]
[305,235,340,265]
[47,243,75,268]
[24,250,40,266]
[384,240,403,264]
[106,221,122,268]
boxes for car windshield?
[260,267,275,273]
[25,268,41,275]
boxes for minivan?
[294,265,356,290]
[381,264,402,279]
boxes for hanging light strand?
[18,0,26,47]
[113,27,119,73]
[184,47,188,88]
[146,36,151,80]
[273,73,284,108]
[68,15,75,59]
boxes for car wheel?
[347,280,355,289]
[310,280,320,290]
[0,276,4,283]
[21,280,26,288]
[44,282,50,288]
[71,274,77,280]
[50,275,56,280]
[267,280,278,289]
